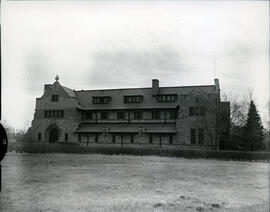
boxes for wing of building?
[29,76,230,149]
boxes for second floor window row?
[189,107,206,116]
[44,110,64,118]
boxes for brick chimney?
[152,79,159,96]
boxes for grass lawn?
[0,153,269,212]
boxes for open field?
[0,153,269,212]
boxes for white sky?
[1,0,269,130]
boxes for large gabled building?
[29,76,230,149]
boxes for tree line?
[222,92,268,151]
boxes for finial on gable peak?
[55,75,59,82]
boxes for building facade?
[29,76,230,149]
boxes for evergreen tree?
[241,101,264,151]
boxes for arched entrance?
[49,128,59,143]
[45,124,61,143]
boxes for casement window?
[44,110,64,118]
[117,112,125,120]
[152,111,160,119]
[124,95,143,103]
[51,95,59,102]
[134,111,143,120]
[157,94,177,102]
[149,134,153,144]
[101,112,109,120]
[189,107,194,116]
[65,133,68,142]
[169,134,173,144]
[38,133,41,141]
[198,129,204,144]
[95,133,98,143]
[191,129,196,144]
[92,96,111,104]
[189,107,206,116]
[82,111,93,120]
[170,111,178,119]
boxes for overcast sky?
[1,0,269,130]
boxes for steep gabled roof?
[75,85,215,110]
[62,86,77,98]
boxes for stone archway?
[49,128,59,143]
[45,124,61,143]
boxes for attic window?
[124,95,143,103]
[92,96,111,104]
[51,95,59,102]
[157,94,177,102]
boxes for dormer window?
[51,95,59,102]
[92,96,111,104]
[157,94,177,102]
[124,95,143,103]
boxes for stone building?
[30,76,230,149]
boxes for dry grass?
[0,153,269,211]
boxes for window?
[170,111,178,119]
[195,107,200,116]
[191,129,196,144]
[44,110,64,118]
[117,112,125,120]
[95,133,98,143]
[83,111,93,120]
[124,95,143,103]
[112,134,115,143]
[157,94,177,102]
[92,96,111,104]
[196,97,199,103]
[169,134,173,144]
[56,110,60,118]
[189,107,194,116]
[65,133,68,142]
[152,111,160,119]
[101,112,109,120]
[131,134,134,143]
[200,107,206,116]
[189,107,205,117]
[149,134,153,144]
[134,111,143,120]
[51,95,59,102]
[38,133,41,141]
[198,129,204,144]
[61,110,64,118]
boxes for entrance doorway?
[49,128,59,143]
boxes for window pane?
[199,129,204,144]
[195,107,200,116]
[191,129,196,144]
[189,107,194,116]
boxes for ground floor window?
[131,134,134,143]
[38,133,41,141]
[112,134,116,143]
[198,129,204,144]
[95,133,98,143]
[169,134,173,144]
[149,134,153,144]
[191,129,196,144]
[65,133,68,142]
